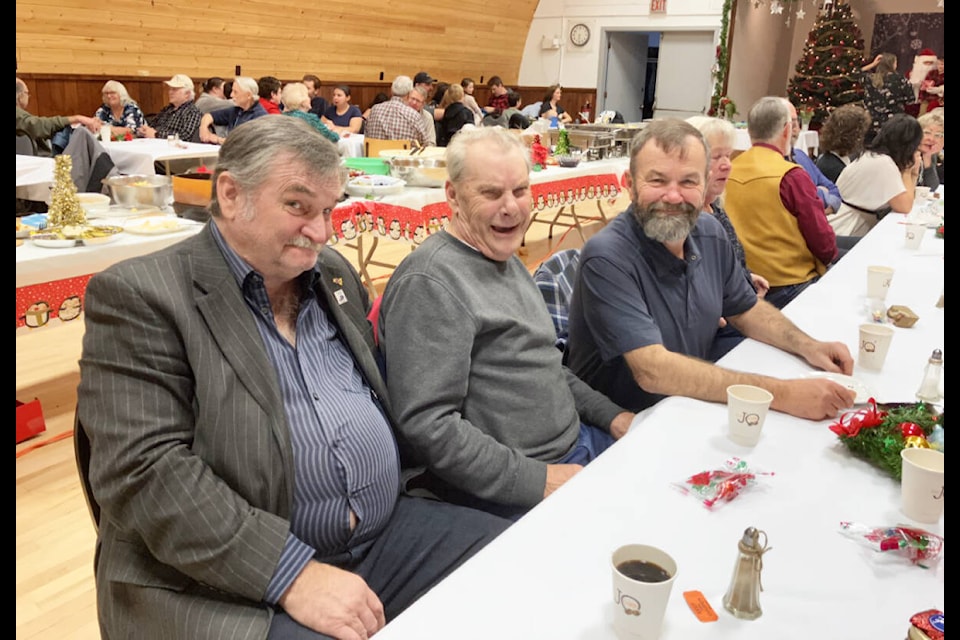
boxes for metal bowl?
[102,174,174,208]
[380,149,448,188]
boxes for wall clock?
[570,23,591,47]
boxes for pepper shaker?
[723,527,771,620]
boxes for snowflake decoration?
[911,38,923,51]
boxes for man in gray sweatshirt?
[378,127,634,518]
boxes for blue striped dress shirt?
[211,223,400,604]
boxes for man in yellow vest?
[724,97,839,309]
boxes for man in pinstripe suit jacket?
[77,117,509,640]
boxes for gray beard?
[632,199,699,243]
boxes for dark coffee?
[617,559,671,583]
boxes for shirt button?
[313,392,320,401]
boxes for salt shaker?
[916,349,943,403]
[723,527,770,620]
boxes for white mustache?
[288,235,324,252]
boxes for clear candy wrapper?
[838,522,943,566]
[673,457,773,509]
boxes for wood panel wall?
[18,73,598,128]
[16,0,538,96]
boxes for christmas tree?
[47,155,87,229]
[786,1,865,127]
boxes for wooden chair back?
[365,138,410,158]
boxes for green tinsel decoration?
[836,402,943,481]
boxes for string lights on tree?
[786,0,865,127]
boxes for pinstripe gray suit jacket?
[77,223,391,639]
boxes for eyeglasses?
[923,130,945,139]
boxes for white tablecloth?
[375,207,944,639]
[16,216,204,289]
[16,154,55,202]
[734,129,819,156]
[338,134,364,158]
[101,139,221,175]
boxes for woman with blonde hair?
[687,115,769,359]
[438,83,475,146]
[280,82,339,144]
[916,107,944,189]
[858,53,915,142]
[93,80,147,139]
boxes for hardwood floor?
[15,197,622,639]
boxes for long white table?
[375,207,944,639]
[16,154,55,202]
[101,138,222,176]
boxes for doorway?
[600,29,717,123]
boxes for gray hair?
[410,86,428,99]
[917,107,944,131]
[233,76,260,100]
[445,126,530,184]
[15,77,26,105]
[209,117,343,217]
[686,115,736,149]
[391,75,413,97]
[628,118,709,180]
[747,96,790,143]
[280,82,310,112]
[101,80,138,107]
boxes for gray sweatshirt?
[379,231,625,507]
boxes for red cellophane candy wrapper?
[908,609,944,640]
[673,457,773,509]
[838,522,943,567]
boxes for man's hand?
[750,273,770,298]
[279,561,385,640]
[75,115,101,132]
[609,412,635,440]
[544,463,583,498]
[801,339,855,375]
[138,125,157,139]
[772,378,855,420]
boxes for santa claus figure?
[906,49,943,116]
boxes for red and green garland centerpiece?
[828,400,943,480]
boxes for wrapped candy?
[673,457,773,509]
[838,522,943,566]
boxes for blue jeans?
[765,277,818,310]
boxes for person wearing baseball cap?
[413,72,440,122]
[138,74,203,142]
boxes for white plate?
[95,204,163,219]
[124,218,192,235]
[807,372,874,404]
[345,176,406,198]
[31,236,78,249]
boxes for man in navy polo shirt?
[566,118,856,422]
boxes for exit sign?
[651,0,667,12]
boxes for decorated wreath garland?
[828,400,943,481]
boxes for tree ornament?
[47,154,87,229]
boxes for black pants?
[267,496,510,639]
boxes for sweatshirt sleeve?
[563,367,626,433]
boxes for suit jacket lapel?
[189,227,293,487]
[314,259,390,405]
